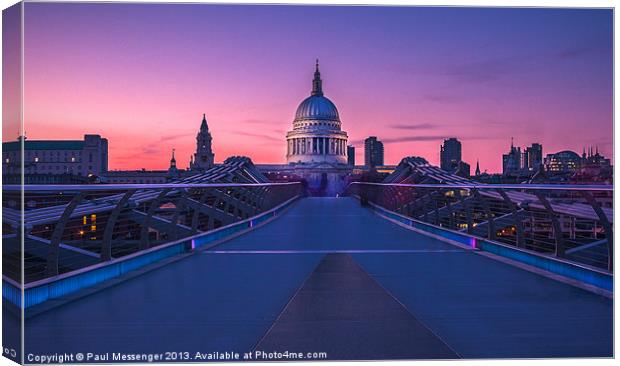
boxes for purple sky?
[5,3,613,172]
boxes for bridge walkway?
[23,197,612,359]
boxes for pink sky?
[5,4,613,172]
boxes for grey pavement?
[22,197,613,360]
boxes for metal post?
[46,192,84,276]
[101,189,136,261]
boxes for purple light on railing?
[249,220,254,228]
[191,239,196,250]
[470,237,477,249]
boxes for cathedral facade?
[259,61,352,196]
[286,61,348,165]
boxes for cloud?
[388,123,438,130]
[240,118,281,125]
[381,135,447,144]
[423,93,462,104]
[232,131,281,142]
[444,57,516,84]
[158,132,194,142]
[554,43,610,59]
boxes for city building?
[503,140,544,175]
[347,145,355,166]
[440,138,461,171]
[502,138,522,175]
[524,143,543,171]
[456,160,471,178]
[2,134,108,180]
[543,147,612,175]
[581,146,611,169]
[364,136,384,167]
[543,150,582,172]
[286,60,348,165]
[190,114,215,170]
[102,170,170,184]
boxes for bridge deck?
[23,197,612,359]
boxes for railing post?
[169,189,190,241]
[456,190,473,234]
[46,192,84,276]
[191,188,211,233]
[101,189,136,261]
[580,191,613,271]
[496,189,525,248]
[473,189,495,240]
[139,188,171,250]
[535,192,566,258]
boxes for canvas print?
[1,1,614,364]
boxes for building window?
[71,157,76,162]
[34,157,39,162]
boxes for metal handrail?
[3,181,302,192]
[347,182,613,192]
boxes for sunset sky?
[4,3,613,172]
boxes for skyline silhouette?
[3,3,613,172]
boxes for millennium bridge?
[2,157,613,361]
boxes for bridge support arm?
[46,193,84,276]
[101,189,136,261]
[579,191,613,271]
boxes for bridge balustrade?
[2,182,302,285]
[346,182,613,272]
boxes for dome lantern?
[312,59,323,96]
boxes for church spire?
[168,148,178,173]
[311,59,323,96]
[475,159,481,176]
[200,113,209,132]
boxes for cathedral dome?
[295,95,340,121]
[286,60,348,165]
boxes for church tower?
[168,148,179,177]
[191,114,215,170]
